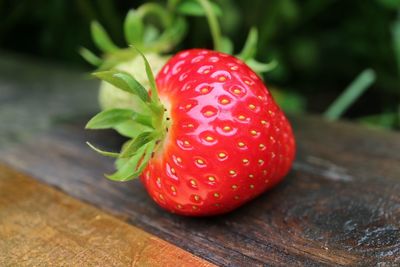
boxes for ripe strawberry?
[86,49,295,216]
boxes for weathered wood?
[0,164,214,267]
[1,53,400,266]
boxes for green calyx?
[86,51,167,181]
[80,2,188,70]
[79,0,226,71]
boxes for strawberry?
[86,48,295,216]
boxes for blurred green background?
[1,0,399,129]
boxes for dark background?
[1,0,399,129]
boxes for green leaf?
[91,21,119,53]
[86,142,120,158]
[324,69,376,120]
[115,157,128,171]
[113,72,150,103]
[93,70,150,103]
[114,121,152,138]
[177,0,222,17]
[105,146,146,181]
[133,47,159,102]
[120,131,153,158]
[79,47,102,66]
[220,36,234,54]
[106,141,155,181]
[124,9,144,45]
[134,141,156,175]
[86,108,154,130]
[238,28,258,60]
[86,108,136,129]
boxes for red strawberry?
[87,49,295,216]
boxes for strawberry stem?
[197,0,222,51]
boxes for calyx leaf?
[91,21,119,53]
[79,47,102,66]
[86,142,120,158]
[106,141,155,181]
[124,9,144,45]
[86,108,136,129]
[93,70,150,103]
[120,131,154,158]
[86,50,165,182]
[133,46,160,103]
[106,145,146,181]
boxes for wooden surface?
[0,163,214,267]
[1,53,400,266]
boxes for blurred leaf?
[358,112,398,129]
[79,47,102,66]
[124,9,144,45]
[220,36,234,54]
[176,0,222,17]
[324,69,376,120]
[143,24,160,44]
[91,21,119,53]
[377,0,400,9]
[280,0,299,22]
[270,88,306,114]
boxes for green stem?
[324,69,376,120]
[137,3,172,29]
[197,0,222,51]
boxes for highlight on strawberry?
[86,48,296,216]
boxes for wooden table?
[0,53,399,266]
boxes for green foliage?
[93,70,150,103]
[1,0,399,129]
[86,108,138,129]
[86,53,167,181]
[91,21,119,52]
[176,0,222,16]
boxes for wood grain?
[0,164,214,267]
[1,53,400,266]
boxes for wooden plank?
[1,53,400,266]
[0,164,215,267]
[1,118,399,266]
